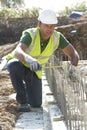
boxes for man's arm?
[14,42,38,64]
[14,42,28,62]
[62,44,79,66]
[14,42,42,71]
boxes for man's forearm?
[62,44,79,66]
[71,51,79,66]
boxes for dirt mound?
[0,43,19,130]
[0,70,19,130]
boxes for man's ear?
[37,21,41,27]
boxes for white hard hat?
[38,9,58,24]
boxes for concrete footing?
[12,71,68,130]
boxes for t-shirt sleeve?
[58,32,70,49]
[19,32,32,47]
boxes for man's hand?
[25,55,42,72]
[68,64,73,75]
[29,61,42,71]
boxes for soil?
[0,43,19,130]
[0,70,19,130]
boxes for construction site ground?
[0,68,68,130]
[0,44,87,130]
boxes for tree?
[0,0,24,8]
[0,0,7,6]
[57,1,87,16]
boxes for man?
[6,9,79,112]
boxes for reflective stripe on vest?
[22,27,60,79]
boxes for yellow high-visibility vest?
[6,27,60,79]
[23,27,60,79]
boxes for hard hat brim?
[38,19,58,24]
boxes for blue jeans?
[7,59,42,107]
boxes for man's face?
[38,22,55,40]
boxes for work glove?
[25,55,42,72]
[68,64,76,77]
[68,65,73,75]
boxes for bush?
[0,7,39,18]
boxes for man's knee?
[7,59,21,73]
[30,101,42,108]
[29,94,42,108]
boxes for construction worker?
[6,9,79,112]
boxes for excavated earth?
[0,43,19,130]
[0,69,19,130]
